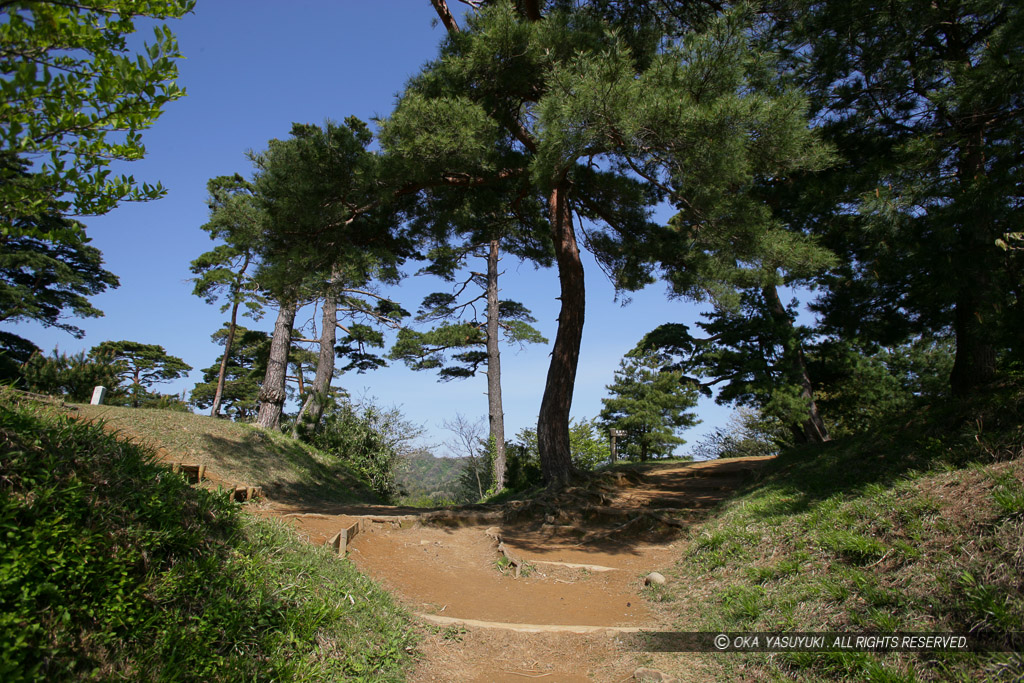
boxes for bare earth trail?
[263,457,772,682]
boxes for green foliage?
[299,397,423,503]
[637,290,821,435]
[0,332,39,383]
[252,118,408,290]
[390,248,547,382]
[0,393,414,681]
[657,380,1024,681]
[503,418,612,491]
[567,418,612,470]
[0,1,193,230]
[0,231,119,335]
[774,0,1024,390]
[89,340,191,408]
[0,154,120,341]
[600,348,699,461]
[394,450,464,506]
[190,174,267,318]
[810,337,955,437]
[20,347,124,402]
[690,407,786,460]
[190,325,269,420]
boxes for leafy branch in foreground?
[0,0,194,232]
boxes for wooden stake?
[328,522,360,556]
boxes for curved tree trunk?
[210,299,239,418]
[211,253,251,418]
[763,285,829,444]
[256,298,296,430]
[537,184,582,487]
[294,284,339,435]
[485,240,506,490]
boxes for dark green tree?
[249,119,410,431]
[0,231,119,337]
[637,287,831,445]
[190,325,270,420]
[190,174,267,418]
[0,154,119,359]
[390,240,546,489]
[20,347,123,403]
[771,0,1024,395]
[383,0,825,486]
[0,0,193,234]
[89,340,191,408]
[600,349,699,461]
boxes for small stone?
[644,572,667,586]
[634,667,676,682]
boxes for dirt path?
[264,457,772,682]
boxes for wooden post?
[328,521,360,557]
[610,429,625,463]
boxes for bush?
[18,348,123,402]
[691,408,786,460]
[0,392,414,681]
[297,396,422,503]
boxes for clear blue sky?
[15,0,737,456]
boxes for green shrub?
[0,393,414,681]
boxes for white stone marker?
[90,386,107,405]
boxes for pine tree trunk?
[485,240,507,491]
[950,122,998,397]
[763,285,829,444]
[210,299,240,418]
[537,184,582,487]
[256,299,296,430]
[295,285,339,435]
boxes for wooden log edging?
[417,613,645,634]
[167,462,262,503]
[326,521,361,557]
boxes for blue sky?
[14,0,737,456]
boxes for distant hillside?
[74,404,381,507]
[395,450,468,503]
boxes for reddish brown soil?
[259,456,771,682]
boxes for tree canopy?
[0,0,193,235]
[382,0,826,485]
[770,0,1024,395]
[600,348,699,461]
[89,340,191,407]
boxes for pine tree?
[390,240,546,489]
[190,325,270,420]
[190,174,267,418]
[89,340,191,408]
[383,0,825,485]
[600,349,699,461]
[771,0,1024,395]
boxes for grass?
[0,392,415,681]
[74,403,380,506]
[650,380,1024,682]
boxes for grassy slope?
[74,403,380,506]
[645,382,1024,682]
[0,393,415,681]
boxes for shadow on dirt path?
[259,455,772,682]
